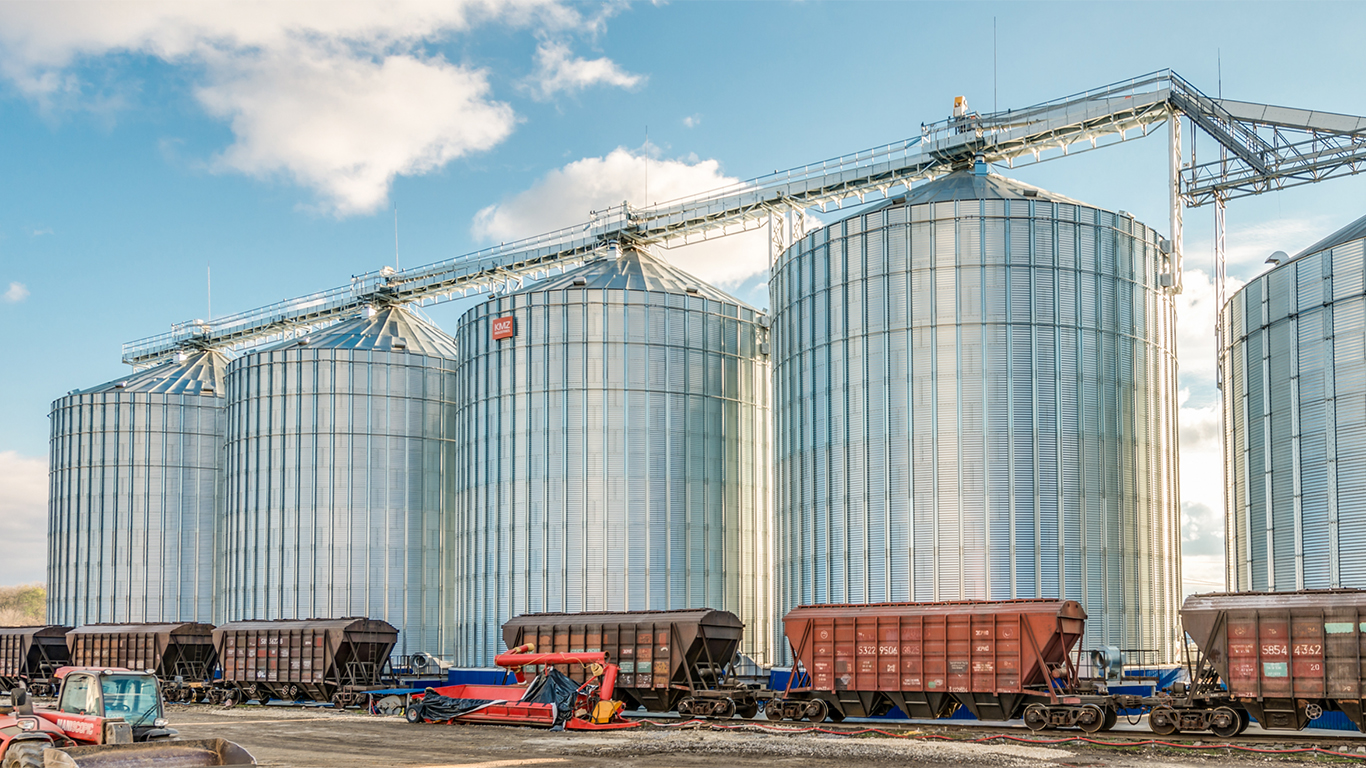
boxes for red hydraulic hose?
[494,651,610,668]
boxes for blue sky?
[1,1,1364,587]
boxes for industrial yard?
[5,3,1366,767]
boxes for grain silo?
[220,305,458,658]
[48,350,227,626]
[771,168,1182,660]
[1221,213,1366,591]
[452,246,772,666]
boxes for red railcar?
[773,599,1107,728]
[1161,590,1366,736]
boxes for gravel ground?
[156,704,1365,768]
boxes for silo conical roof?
[515,247,751,307]
[77,349,229,396]
[865,169,1085,211]
[1295,212,1366,259]
[277,305,457,358]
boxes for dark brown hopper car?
[66,623,218,697]
[777,599,1101,727]
[1170,590,1366,736]
[213,618,398,707]
[503,609,756,717]
[0,626,72,696]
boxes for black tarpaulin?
[410,669,582,731]
[519,668,581,729]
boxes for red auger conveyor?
[404,646,640,730]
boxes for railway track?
[628,712,1366,754]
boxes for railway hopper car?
[213,618,398,707]
[502,609,759,717]
[774,599,1119,730]
[1162,590,1366,736]
[66,622,218,702]
[0,625,72,695]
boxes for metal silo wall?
[453,286,772,667]
[772,197,1181,662]
[1222,233,1366,591]
[221,346,458,657]
[47,391,222,625]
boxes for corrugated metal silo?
[1221,213,1366,591]
[452,247,772,666]
[221,306,458,657]
[771,169,1182,660]
[48,351,227,626]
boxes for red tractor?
[1,667,253,768]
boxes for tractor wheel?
[406,706,423,724]
[2,741,46,768]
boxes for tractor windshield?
[100,674,161,727]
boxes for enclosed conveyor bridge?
[122,69,1366,368]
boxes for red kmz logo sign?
[492,315,515,340]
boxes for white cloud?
[0,1,636,216]
[0,451,47,585]
[1182,554,1226,598]
[683,114,701,129]
[3,282,29,303]
[524,39,642,100]
[197,48,515,216]
[473,146,773,288]
[1187,215,1331,283]
[1174,267,1246,384]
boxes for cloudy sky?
[1,1,1364,591]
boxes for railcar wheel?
[1076,704,1107,733]
[1099,706,1118,732]
[804,699,829,723]
[736,701,759,719]
[1148,705,1179,736]
[1235,709,1251,735]
[826,707,846,723]
[222,690,239,708]
[1209,706,1242,739]
[677,697,695,716]
[764,703,785,721]
[1023,704,1050,732]
[714,698,736,719]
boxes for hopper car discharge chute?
[0,667,255,768]
[403,648,639,730]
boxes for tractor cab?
[51,667,173,742]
